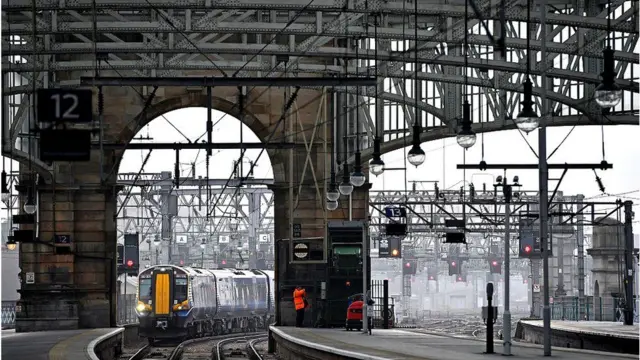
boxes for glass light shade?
[515,108,540,133]
[229,222,238,231]
[350,171,366,187]
[326,200,339,211]
[594,86,622,109]
[456,131,477,149]
[339,181,354,196]
[6,242,17,251]
[407,146,426,167]
[369,162,384,176]
[326,187,340,202]
[23,203,36,214]
[1,192,9,202]
[200,243,206,249]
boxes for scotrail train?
[135,265,275,342]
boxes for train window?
[174,278,188,302]
[139,278,152,300]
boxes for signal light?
[405,262,411,268]
[448,258,461,276]
[458,276,462,281]
[492,260,498,266]
[221,260,226,265]
[524,245,531,253]
[391,249,399,257]
[489,257,502,274]
[429,276,434,280]
[451,261,456,267]
[126,260,134,267]
[179,260,184,265]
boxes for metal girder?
[79,76,378,87]
[5,35,638,63]
[0,0,634,32]
[368,189,621,257]
[100,142,297,150]
[117,173,274,187]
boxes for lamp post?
[493,174,521,356]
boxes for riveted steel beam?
[79,76,377,87]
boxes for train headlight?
[136,303,147,312]
[136,301,151,315]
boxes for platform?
[270,326,638,360]
[515,320,639,354]
[1,328,122,360]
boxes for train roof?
[140,265,271,278]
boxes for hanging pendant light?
[326,179,340,202]
[339,162,354,196]
[326,200,339,211]
[1,170,9,203]
[457,100,477,149]
[369,138,385,176]
[595,47,622,108]
[515,78,540,133]
[407,124,425,167]
[23,188,36,215]
[350,153,366,187]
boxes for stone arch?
[113,92,284,183]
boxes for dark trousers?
[296,309,305,327]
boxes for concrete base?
[515,320,639,354]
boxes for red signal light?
[429,276,434,280]
[457,276,462,281]
[451,261,456,267]
[524,245,532,253]
[179,260,184,265]
[405,262,411,268]
[221,260,226,265]
[126,260,134,267]
[492,260,498,266]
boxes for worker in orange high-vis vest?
[293,286,307,327]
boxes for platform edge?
[87,327,125,360]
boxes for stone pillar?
[16,165,119,331]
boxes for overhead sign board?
[37,88,93,123]
[385,207,407,218]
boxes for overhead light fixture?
[515,78,540,133]
[407,124,425,167]
[339,163,354,196]
[23,189,36,215]
[200,239,206,250]
[326,200,339,211]
[1,170,9,203]
[456,100,477,149]
[326,181,340,202]
[369,138,385,176]
[350,153,366,187]
[595,47,622,109]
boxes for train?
[135,265,275,341]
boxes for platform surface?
[1,328,117,360]
[519,320,639,339]
[271,326,636,360]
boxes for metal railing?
[1,301,17,329]
[543,296,638,323]
[118,294,138,325]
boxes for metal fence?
[543,296,638,323]
[118,294,138,325]
[2,301,17,329]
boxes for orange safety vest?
[293,288,306,310]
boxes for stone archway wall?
[17,84,346,331]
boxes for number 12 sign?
[37,89,93,123]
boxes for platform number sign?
[385,207,407,218]
[37,89,93,123]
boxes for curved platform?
[515,320,639,354]
[1,328,123,360]
[269,326,638,360]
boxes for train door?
[153,268,173,317]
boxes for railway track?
[213,334,269,360]
[122,332,268,360]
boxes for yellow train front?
[136,265,212,340]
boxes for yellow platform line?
[48,329,97,360]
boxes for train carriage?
[136,265,274,342]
